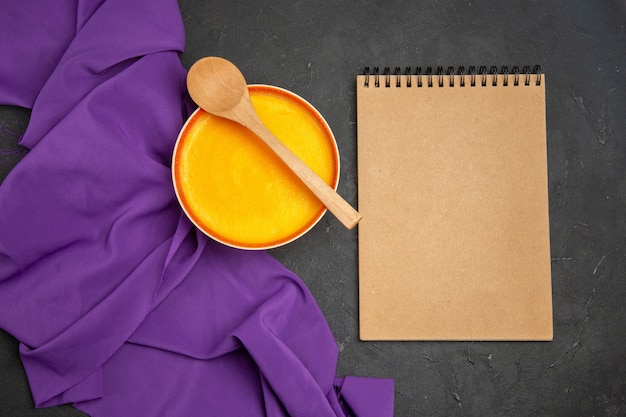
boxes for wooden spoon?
[186,56,361,229]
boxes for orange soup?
[173,85,339,249]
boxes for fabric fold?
[334,376,395,417]
[0,1,394,416]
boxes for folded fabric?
[0,0,393,416]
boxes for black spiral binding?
[362,65,542,88]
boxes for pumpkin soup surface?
[173,85,339,249]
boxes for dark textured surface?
[1,1,625,416]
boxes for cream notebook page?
[356,67,552,340]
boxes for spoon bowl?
[187,57,249,116]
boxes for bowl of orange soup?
[172,85,339,250]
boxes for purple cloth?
[0,1,393,416]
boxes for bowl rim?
[172,84,340,250]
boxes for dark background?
[1,0,625,416]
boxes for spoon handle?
[241,107,362,229]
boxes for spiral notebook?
[356,66,552,341]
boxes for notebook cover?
[356,71,552,340]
